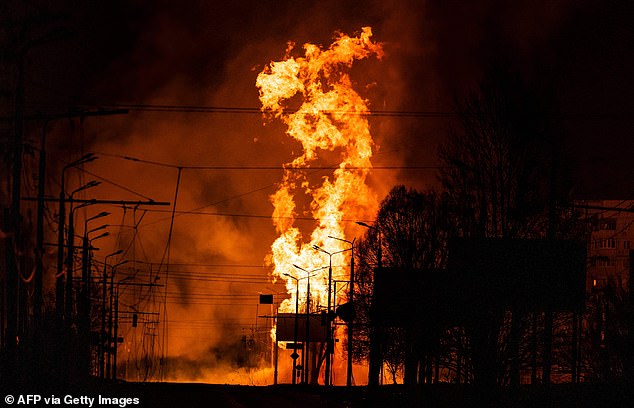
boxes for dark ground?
[5,381,633,408]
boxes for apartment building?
[582,200,634,292]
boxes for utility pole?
[347,241,355,387]
[305,277,311,384]
[101,250,121,378]
[107,260,128,379]
[294,265,327,384]
[65,198,76,325]
[328,235,356,387]
[56,172,65,326]
[57,154,97,327]
[113,288,119,381]
[3,23,69,382]
[325,255,333,386]
[4,32,26,383]
[313,244,351,386]
[35,110,126,335]
[283,274,300,384]
[627,249,634,386]
[357,222,382,388]
[542,144,560,388]
[33,109,128,327]
[79,234,91,375]
[34,120,49,341]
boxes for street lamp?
[36,111,126,333]
[108,259,129,380]
[312,244,352,386]
[56,155,97,323]
[84,211,110,233]
[87,224,109,235]
[328,235,356,387]
[90,232,109,242]
[283,273,301,385]
[74,199,96,212]
[72,180,100,196]
[101,250,123,379]
[293,264,328,384]
[82,219,110,296]
[66,180,101,324]
[113,275,134,382]
[356,221,383,387]
[77,224,108,377]
[82,211,111,300]
[83,210,111,246]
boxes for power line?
[134,207,373,223]
[92,151,415,228]
[18,103,634,122]
[95,150,444,170]
[24,103,634,120]
[42,103,462,117]
[124,262,347,270]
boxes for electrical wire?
[26,102,634,121]
[95,151,443,170]
[100,139,438,172]
[54,103,465,118]
[159,167,181,379]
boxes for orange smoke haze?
[41,2,443,384]
[8,0,632,387]
[70,24,401,384]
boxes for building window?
[590,256,612,267]
[593,239,617,249]
[599,218,617,230]
[624,240,631,250]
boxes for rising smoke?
[15,0,618,383]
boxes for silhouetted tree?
[438,66,575,390]
[353,185,449,384]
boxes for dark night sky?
[5,0,632,198]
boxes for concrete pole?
[347,241,355,387]
[113,288,119,380]
[325,256,332,386]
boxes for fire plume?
[256,27,383,315]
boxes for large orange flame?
[257,27,382,318]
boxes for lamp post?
[114,285,119,381]
[112,275,133,382]
[329,235,356,387]
[77,228,108,376]
[107,259,128,380]
[283,273,300,385]
[313,245,352,386]
[293,264,328,384]
[83,212,110,271]
[65,180,101,324]
[56,153,97,324]
[356,221,382,387]
[74,200,98,317]
[36,110,127,336]
[101,250,123,379]
[81,214,109,334]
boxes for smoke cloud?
[10,0,631,383]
